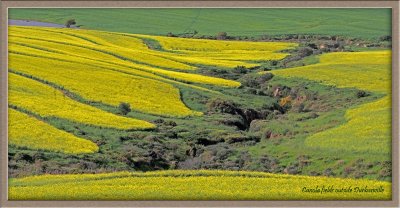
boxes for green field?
[9,8,391,39]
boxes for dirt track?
[9,19,78,28]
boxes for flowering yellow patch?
[148,51,262,69]
[10,26,296,71]
[8,108,98,154]
[9,73,155,130]
[9,53,199,117]
[9,170,391,200]
[272,51,391,93]
[134,33,297,68]
[137,34,297,51]
[306,95,391,153]
[9,26,100,47]
[9,27,241,88]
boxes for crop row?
[9,73,155,130]
[9,108,98,154]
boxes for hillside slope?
[272,51,391,154]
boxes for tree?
[65,19,76,28]
[118,102,131,115]
[216,32,228,40]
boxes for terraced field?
[8,26,295,153]
[9,27,243,87]
[9,108,98,154]
[9,73,154,130]
[8,26,295,117]
[272,51,391,154]
[9,170,391,200]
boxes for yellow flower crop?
[272,51,391,153]
[9,52,199,117]
[7,26,297,154]
[9,26,241,88]
[137,34,297,52]
[9,170,391,200]
[272,51,391,93]
[8,108,98,154]
[134,33,297,68]
[306,95,391,153]
[9,73,155,130]
[10,26,295,71]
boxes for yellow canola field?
[62,28,295,67]
[9,170,391,200]
[8,108,98,154]
[9,31,240,87]
[11,26,295,70]
[145,52,261,69]
[9,40,218,95]
[305,95,391,153]
[137,34,297,51]
[9,73,155,130]
[134,33,297,68]
[9,27,100,46]
[272,51,391,153]
[9,28,195,71]
[272,51,391,93]
[177,50,289,61]
[8,26,296,117]
[9,53,199,117]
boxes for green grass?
[9,8,391,39]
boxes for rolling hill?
[7,13,392,200]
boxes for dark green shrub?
[224,133,260,144]
[379,35,391,42]
[153,118,164,124]
[232,65,248,74]
[246,88,257,95]
[118,102,131,115]
[65,19,76,28]
[163,130,178,139]
[239,73,274,88]
[164,120,177,127]
[356,90,369,98]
